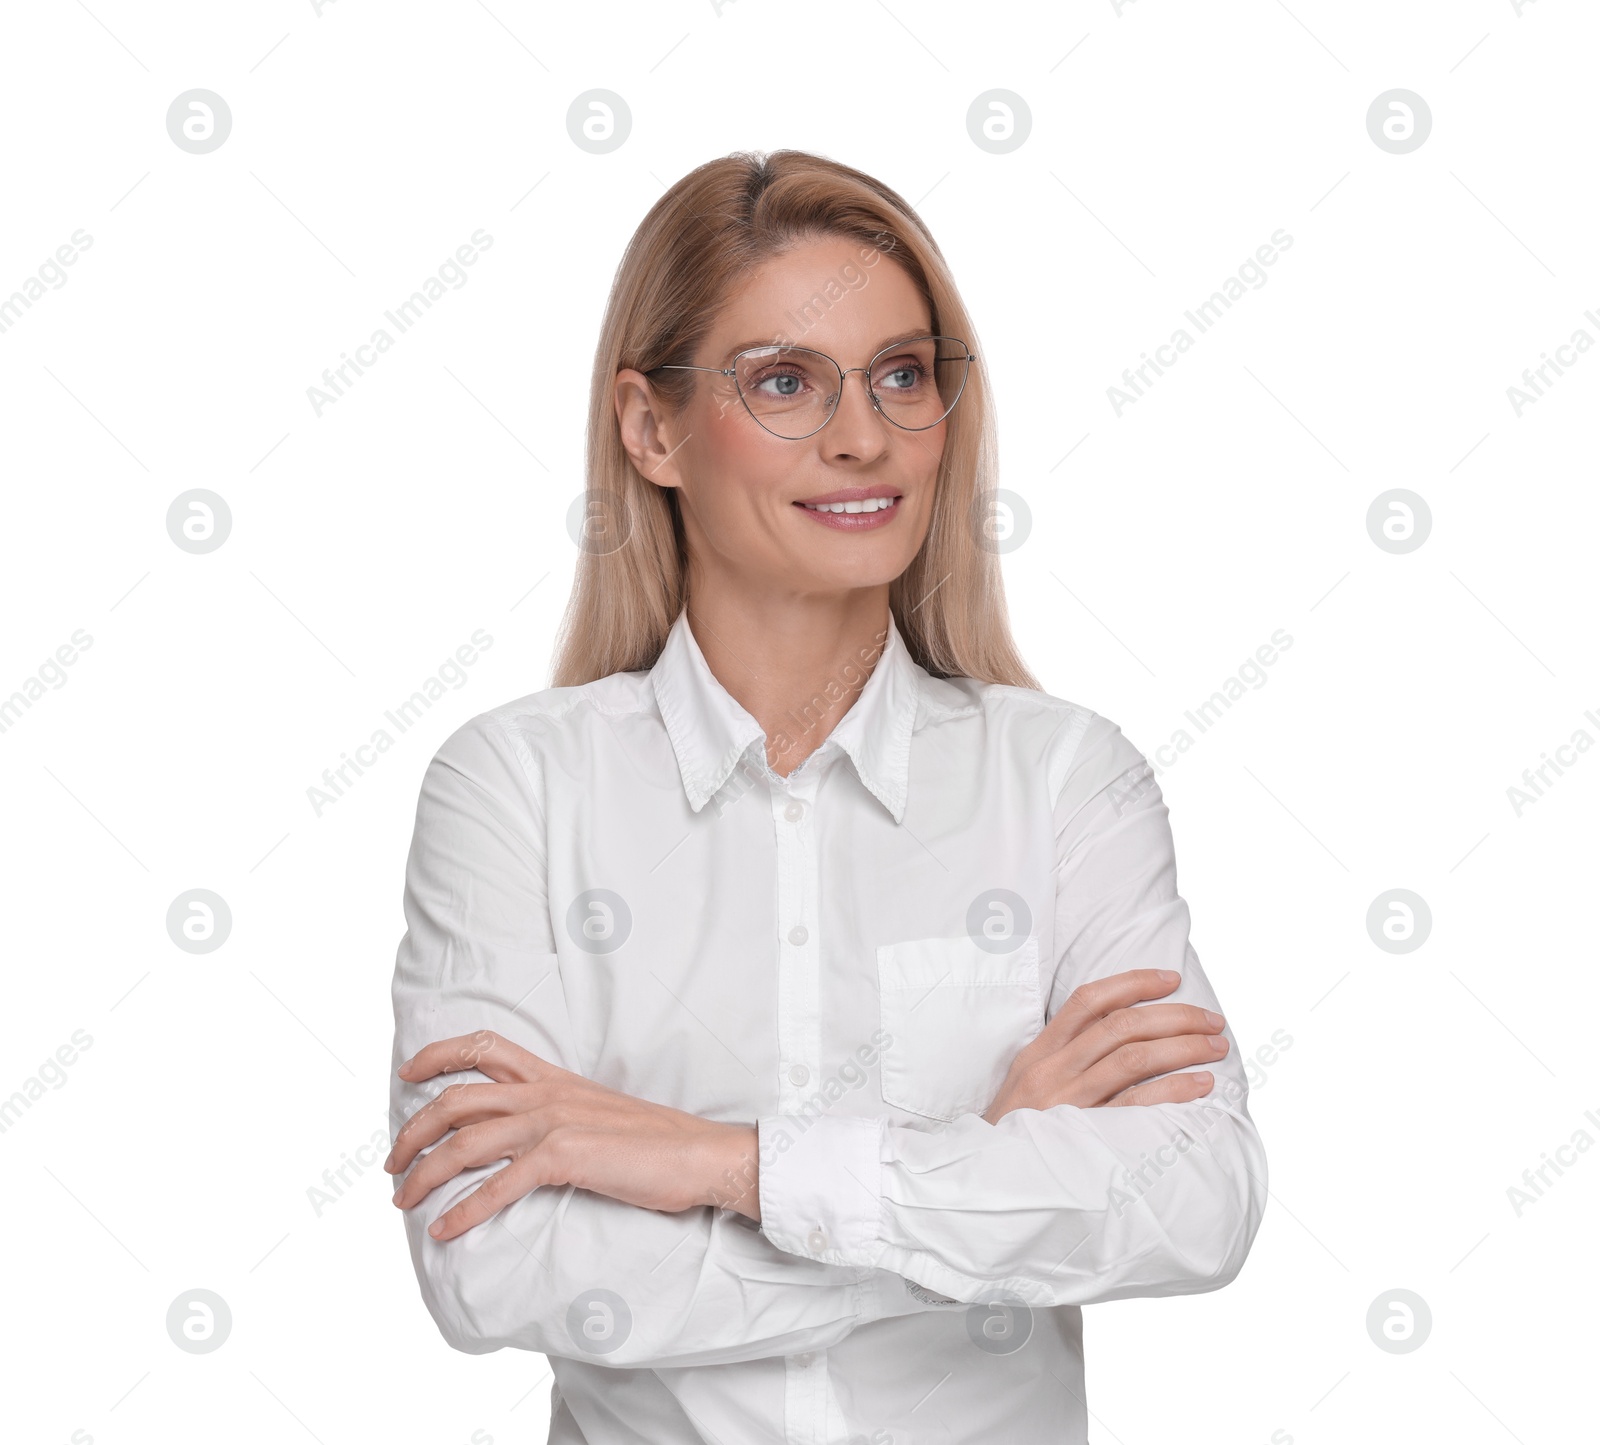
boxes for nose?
[829,366,880,413]
[822,366,889,459]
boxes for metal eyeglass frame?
[650,333,977,441]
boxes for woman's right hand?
[982,968,1228,1123]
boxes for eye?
[752,367,807,397]
[873,355,930,393]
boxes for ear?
[614,369,688,490]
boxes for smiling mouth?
[794,495,901,514]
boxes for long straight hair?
[549,148,1040,691]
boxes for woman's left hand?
[385,1029,760,1240]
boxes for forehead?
[709,235,931,361]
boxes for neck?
[683,584,892,778]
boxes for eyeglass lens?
[732,336,971,439]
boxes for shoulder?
[916,673,1088,736]
[432,666,656,776]
[918,674,1150,812]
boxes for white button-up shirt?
[390,605,1267,1444]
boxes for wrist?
[705,1122,760,1220]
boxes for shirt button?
[787,1063,810,1087]
[784,800,805,822]
[787,924,808,946]
[807,1227,829,1253]
[795,1352,815,1367]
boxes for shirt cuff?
[757,1112,885,1267]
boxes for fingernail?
[1208,1034,1227,1051]
[1160,970,1179,983]
[429,1220,444,1237]
[1203,1010,1225,1030]
[1193,1071,1213,1088]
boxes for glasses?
[652,334,976,441]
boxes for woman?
[386,149,1266,1444]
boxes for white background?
[2,1,1595,1442]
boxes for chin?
[796,551,911,591]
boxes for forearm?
[756,1092,1266,1307]
[399,1141,948,1367]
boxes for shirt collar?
[650,605,920,823]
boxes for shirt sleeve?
[755,711,1269,1307]
[389,712,942,1366]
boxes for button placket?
[771,768,823,1119]
[774,760,830,1445]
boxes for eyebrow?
[717,328,934,366]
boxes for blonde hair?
[550,148,1040,691]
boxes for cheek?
[901,420,948,487]
[716,411,775,466]
[695,403,794,492]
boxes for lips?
[793,491,902,529]
[797,495,899,515]
[793,486,902,506]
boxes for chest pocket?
[876,934,1043,1122]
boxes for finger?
[425,1151,552,1242]
[385,1081,519,1175]
[1073,1031,1229,1105]
[1104,1070,1215,1107]
[1061,1003,1226,1074]
[398,1030,540,1086]
[1037,969,1185,1051]
[391,1115,528,1211]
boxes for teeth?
[801,496,898,514]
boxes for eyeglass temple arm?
[652,347,976,374]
